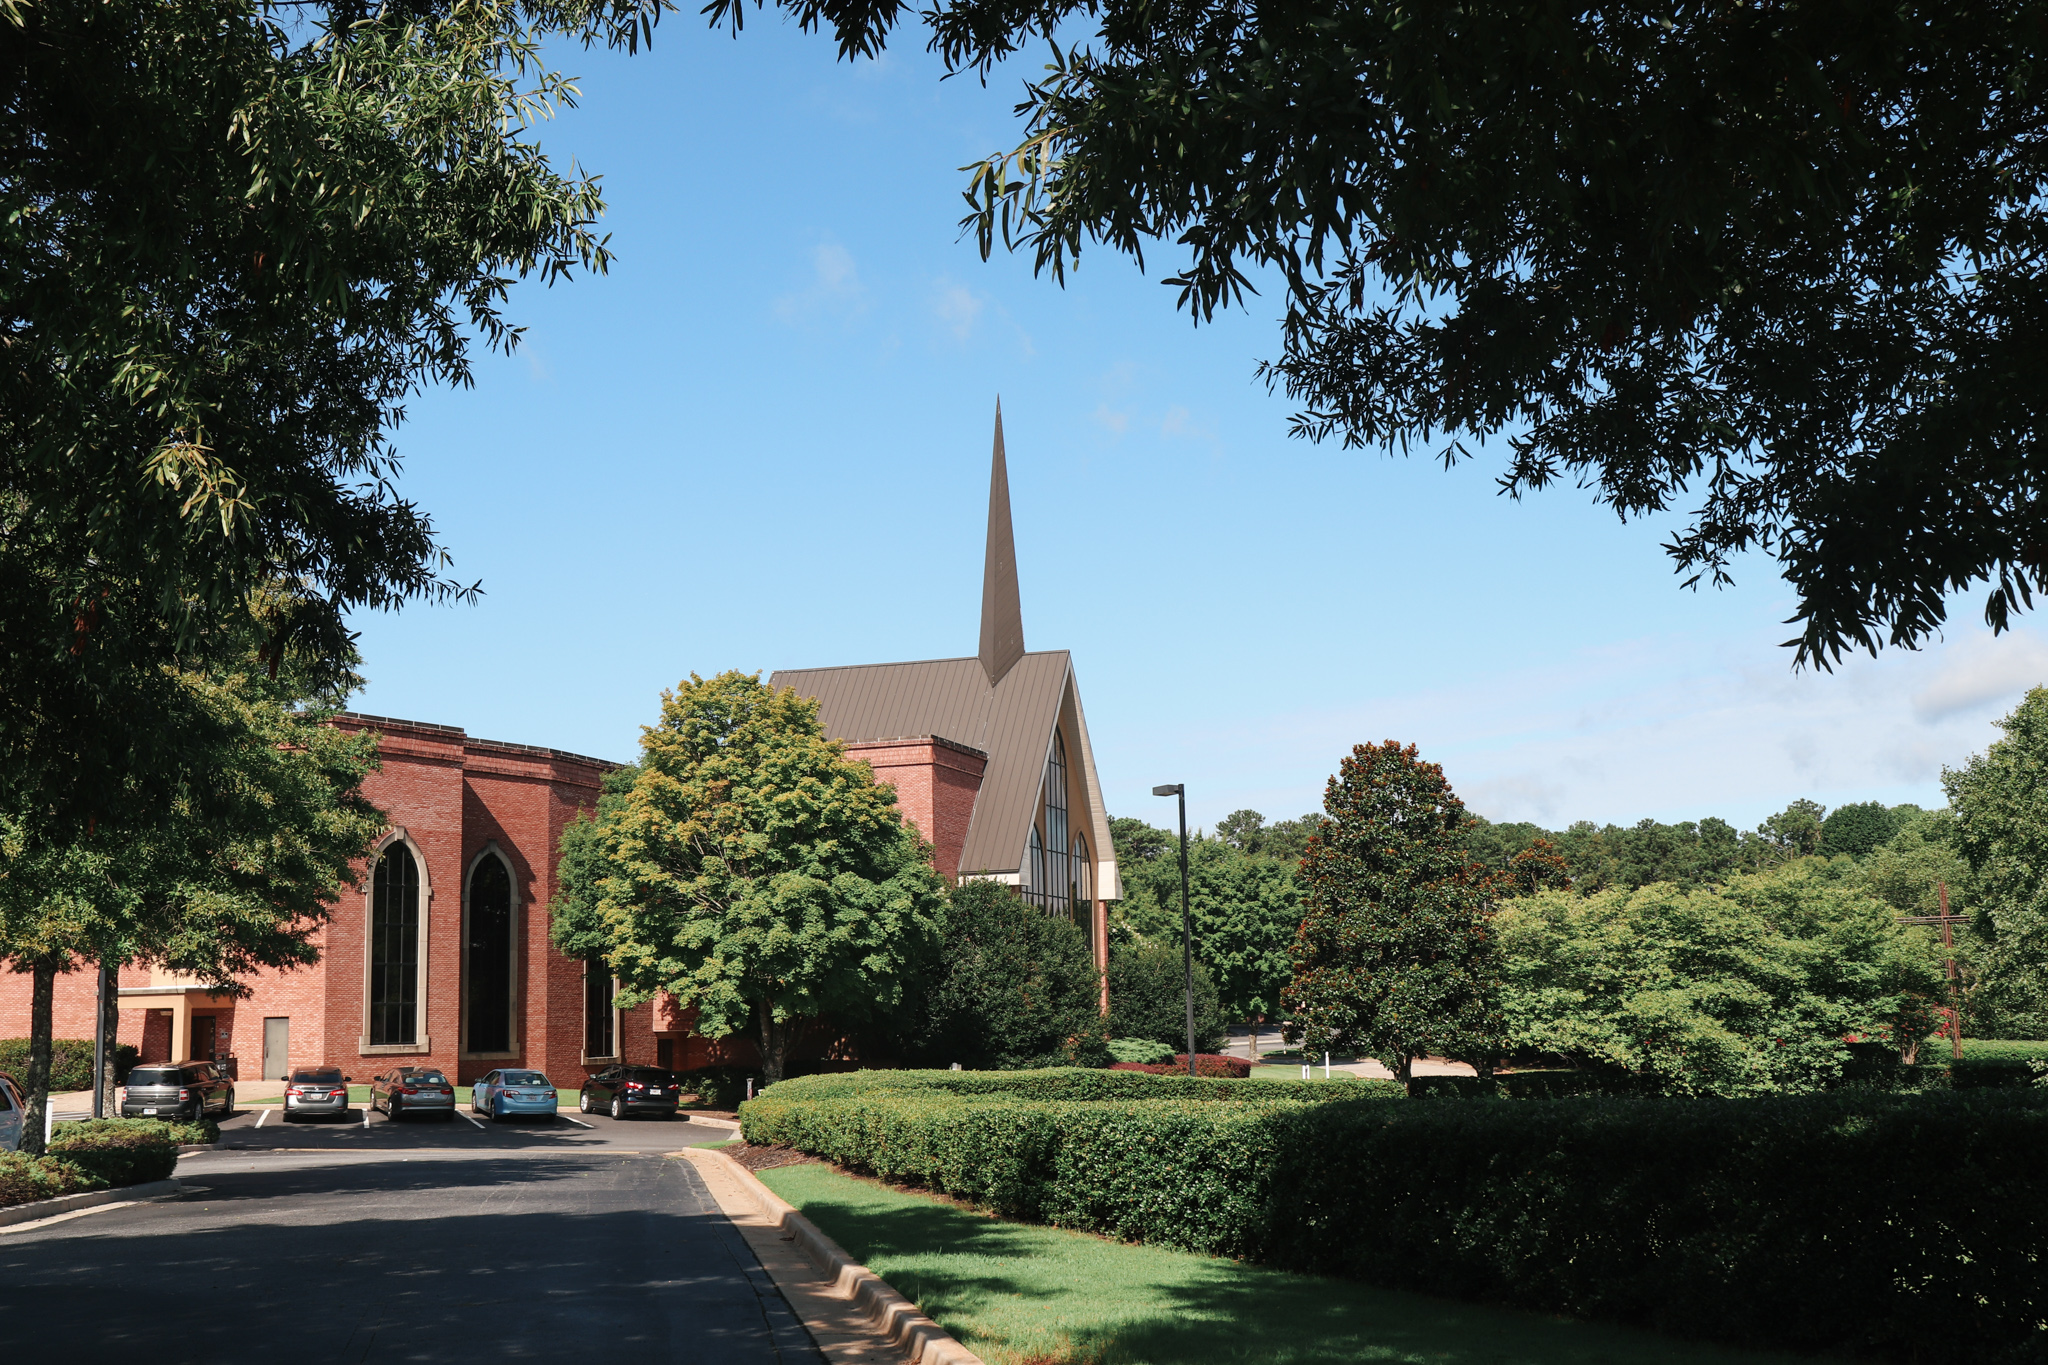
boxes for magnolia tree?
[557,672,947,1085]
[1284,741,1505,1093]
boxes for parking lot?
[0,1103,816,1363]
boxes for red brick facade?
[841,737,989,881]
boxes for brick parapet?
[843,736,987,882]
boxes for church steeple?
[978,401,1026,687]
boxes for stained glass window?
[369,844,419,1046]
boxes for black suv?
[122,1060,234,1121]
[578,1066,681,1120]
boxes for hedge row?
[755,1066,1399,1105]
[46,1119,183,1186]
[0,1153,107,1208]
[740,1074,2048,1363]
[0,1039,140,1092]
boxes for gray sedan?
[282,1068,352,1122]
[370,1067,456,1120]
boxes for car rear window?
[128,1068,181,1086]
[501,1071,549,1087]
[410,1073,449,1086]
[628,1069,675,1082]
[291,1070,344,1084]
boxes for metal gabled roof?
[768,649,1081,879]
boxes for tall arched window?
[369,844,420,1046]
[1070,832,1091,921]
[1042,732,1070,919]
[584,959,615,1061]
[466,853,513,1054]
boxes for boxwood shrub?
[46,1118,181,1186]
[741,1073,2048,1363]
[755,1066,1396,1105]
[0,1038,139,1092]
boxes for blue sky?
[346,17,2048,834]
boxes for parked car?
[369,1067,456,1121]
[471,1070,559,1122]
[0,1070,23,1152]
[121,1060,234,1121]
[579,1066,682,1120]
[281,1067,352,1122]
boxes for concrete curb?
[684,1114,741,1133]
[681,1148,986,1365]
[0,1178,183,1231]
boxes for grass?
[756,1163,1813,1365]
[1247,1065,1363,1083]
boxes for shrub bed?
[1110,1054,1251,1078]
[741,1073,2048,1363]
[46,1119,181,1187]
[0,1153,106,1208]
[1951,1040,2048,1089]
[755,1066,1393,1105]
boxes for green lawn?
[1247,1065,1364,1083]
[757,1163,1811,1365]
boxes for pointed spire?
[978,400,1026,688]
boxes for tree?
[717,0,2046,667]
[1499,861,1948,1091]
[1108,938,1225,1054]
[0,658,383,1152]
[1108,815,1175,869]
[1945,689,2048,1039]
[1,0,666,827]
[1285,741,1505,1091]
[576,672,948,1084]
[1822,802,1902,859]
[898,878,1104,1069]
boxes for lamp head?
[1151,784,1183,797]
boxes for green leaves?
[552,671,947,1079]
[1946,686,2048,1039]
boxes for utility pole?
[1896,881,1966,1063]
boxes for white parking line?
[361,1106,371,1130]
[458,1110,485,1129]
[256,1108,268,1128]
[559,1115,593,1129]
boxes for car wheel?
[222,1090,234,1119]
[388,1098,401,1121]
[610,1095,625,1121]
[579,1091,594,1114]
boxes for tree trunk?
[754,1002,788,1088]
[1476,1053,1498,1096]
[20,959,57,1156]
[99,960,122,1117]
[1394,1052,1415,1098]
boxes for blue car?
[471,1069,560,1122]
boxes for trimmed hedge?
[0,1038,139,1092]
[755,1066,1399,1105]
[1950,1039,2048,1089]
[1413,1069,1662,1099]
[46,1119,181,1186]
[0,1153,106,1208]
[741,1073,2048,1363]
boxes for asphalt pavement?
[0,1103,822,1364]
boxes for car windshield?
[291,1070,343,1084]
[128,1068,182,1086]
[501,1072,549,1087]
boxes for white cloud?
[932,280,986,341]
[774,243,866,327]
[1109,625,2048,832]
[1092,403,1130,436]
[1912,631,2048,721]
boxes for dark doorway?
[657,1038,674,1070]
[191,1015,217,1062]
[584,962,614,1060]
[467,855,514,1053]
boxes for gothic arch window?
[1042,731,1070,919]
[583,959,616,1062]
[1070,831,1091,917]
[465,850,515,1055]
[368,842,421,1046]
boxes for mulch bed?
[730,1142,820,1173]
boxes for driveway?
[0,1109,821,1364]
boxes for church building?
[1,407,1117,1081]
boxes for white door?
[262,1017,290,1080]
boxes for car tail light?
[402,1086,419,1095]
[626,1082,643,1091]
[178,1089,191,1100]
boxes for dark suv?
[122,1060,234,1121]
[579,1066,682,1120]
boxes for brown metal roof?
[769,650,1080,879]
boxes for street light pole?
[1152,783,1196,1077]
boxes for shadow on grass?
[776,1172,1820,1365]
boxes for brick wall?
[841,736,987,880]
